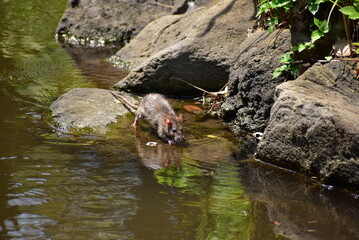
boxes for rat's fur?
[110,91,184,144]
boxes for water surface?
[0,0,358,239]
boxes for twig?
[152,17,182,45]
[152,1,173,8]
[170,77,215,95]
[330,57,359,61]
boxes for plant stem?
[327,0,342,8]
[326,0,339,29]
[343,14,353,55]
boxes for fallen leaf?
[207,135,225,140]
[183,105,204,112]
[355,62,359,79]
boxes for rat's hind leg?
[132,116,139,128]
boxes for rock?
[50,88,138,132]
[256,62,359,189]
[56,0,212,47]
[221,29,292,132]
[56,0,175,47]
[111,0,256,95]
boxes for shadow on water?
[62,46,129,89]
[239,159,359,240]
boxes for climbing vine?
[256,0,359,78]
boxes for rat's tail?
[109,91,138,110]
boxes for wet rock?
[221,29,291,132]
[111,0,256,95]
[50,88,138,132]
[256,62,359,189]
[56,0,212,47]
[239,159,359,240]
[56,0,175,46]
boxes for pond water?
[0,0,358,239]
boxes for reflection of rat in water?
[110,91,184,144]
[135,135,183,169]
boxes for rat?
[110,91,184,144]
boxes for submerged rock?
[221,29,292,133]
[112,0,255,95]
[50,88,138,133]
[257,62,359,189]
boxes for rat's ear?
[164,118,172,126]
[177,114,183,122]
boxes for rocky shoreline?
[51,0,359,190]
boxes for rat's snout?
[174,134,185,143]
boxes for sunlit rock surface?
[112,0,255,95]
[56,0,175,46]
[257,62,359,189]
[56,0,212,47]
[50,88,138,132]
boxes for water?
[0,0,358,239]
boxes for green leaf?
[340,6,359,20]
[268,25,275,33]
[324,56,333,61]
[272,65,289,78]
[289,65,300,77]
[313,18,330,33]
[297,42,307,52]
[308,0,326,15]
[265,16,279,32]
[256,2,270,17]
[311,30,324,42]
[270,0,291,9]
[313,17,321,28]
[279,52,293,63]
[308,0,327,13]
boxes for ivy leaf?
[308,0,326,15]
[256,2,271,17]
[266,16,279,33]
[297,42,307,52]
[311,30,324,42]
[313,18,330,33]
[273,65,289,78]
[340,6,359,20]
[289,65,299,77]
[279,52,293,63]
[308,0,320,15]
[325,56,333,62]
[270,0,292,9]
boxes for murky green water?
[0,0,359,239]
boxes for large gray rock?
[50,88,138,132]
[112,0,256,95]
[221,29,292,132]
[257,62,359,189]
[56,0,212,47]
[56,0,174,46]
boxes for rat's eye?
[172,129,177,133]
